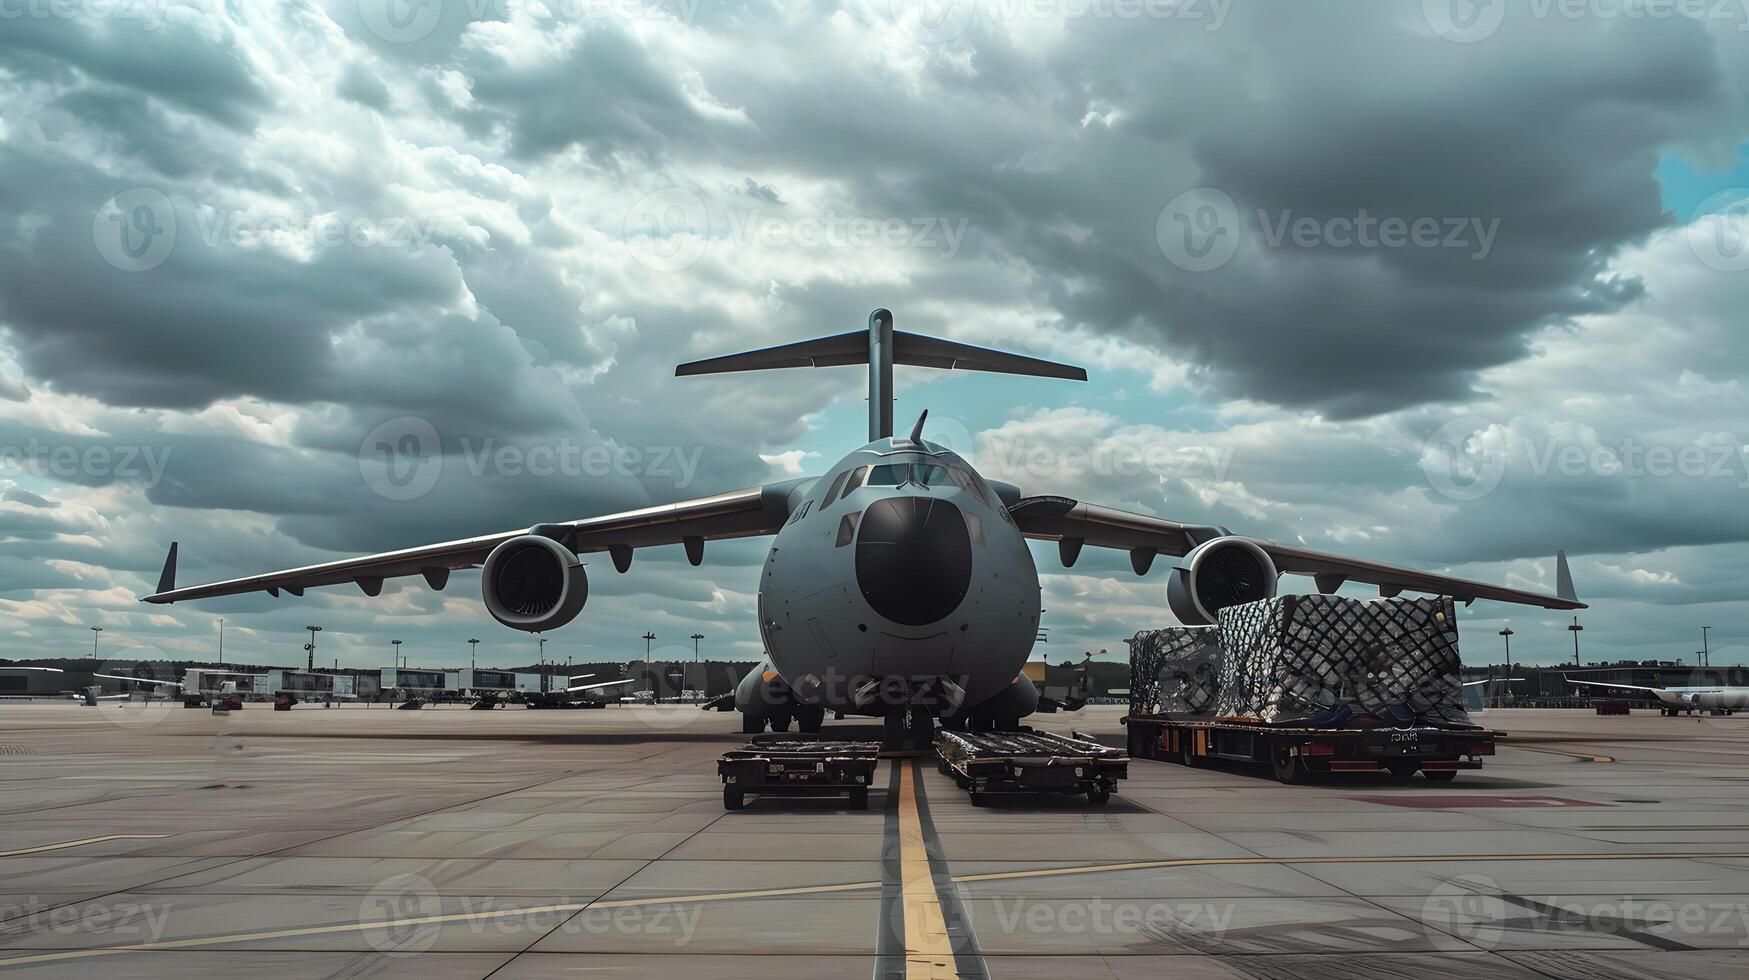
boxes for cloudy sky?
[2,0,1747,673]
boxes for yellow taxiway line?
[897,760,956,980]
[0,835,168,859]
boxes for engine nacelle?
[481,535,589,632]
[1167,536,1278,626]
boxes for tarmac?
[0,702,1746,978]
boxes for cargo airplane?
[142,310,1584,743]
[1565,676,1747,716]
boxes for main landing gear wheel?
[1271,742,1311,785]
[768,709,793,733]
[1087,785,1112,806]
[741,713,764,735]
[723,787,745,810]
[796,705,825,734]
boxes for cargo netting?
[1126,626,1222,717]
[1127,595,1468,725]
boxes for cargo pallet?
[935,730,1128,806]
[717,737,881,811]
[1124,715,1497,785]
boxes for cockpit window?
[820,470,850,508]
[865,463,950,487]
[946,466,990,506]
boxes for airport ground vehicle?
[936,729,1128,805]
[717,737,880,810]
[1125,714,1496,785]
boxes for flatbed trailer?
[936,730,1128,806]
[1125,714,1497,785]
[717,738,881,810]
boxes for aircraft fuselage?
[753,437,1041,720]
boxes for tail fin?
[676,309,1085,440]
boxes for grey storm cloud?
[0,4,1745,666]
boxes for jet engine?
[1166,536,1278,626]
[481,534,589,632]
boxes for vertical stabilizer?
[867,309,894,440]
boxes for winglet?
[1555,549,1577,603]
[155,542,179,596]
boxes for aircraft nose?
[854,496,972,626]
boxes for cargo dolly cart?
[936,730,1129,806]
[1125,715,1497,785]
[718,737,881,810]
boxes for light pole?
[468,638,479,670]
[218,618,225,667]
[89,625,102,659]
[1497,626,1513,666]
[642,632,657,694]
[305,625,322,672]
[392,639,402,668]
[1702,626,1712,668]
[1568,616,1583,667]
[690,633,704,696]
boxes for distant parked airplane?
[1565,676,1747,716]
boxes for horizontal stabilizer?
[677,330,1085,381]
[676,330,872,376]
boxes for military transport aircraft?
[142,310,1583,742]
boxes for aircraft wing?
[142,479,810,604]
[1564,677,1668,695]
[565,678,636,694]
[1006,495,1585,610]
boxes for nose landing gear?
[882,704,936,753]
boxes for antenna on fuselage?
[674,309,1086,441]
[907,409,929,445]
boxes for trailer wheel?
[849,788,869,811]
[1424,770,1457,783]
[796,705,826,733]
[1179,737,1200,768]
[741,713,764,735]
[1270,742,1311,785]
[1386,762,1418,784]
[1087,785,1112,806]
[724,787,746,810]
[968,791,988,807]
[768,710,793,733]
